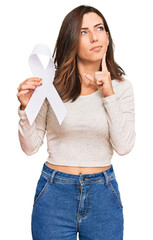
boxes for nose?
[89,30,98,42]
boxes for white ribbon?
[25,43,67,125]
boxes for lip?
[90,45,102,51]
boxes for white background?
[0,0,152,239]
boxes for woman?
[17,5,136,240]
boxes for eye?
[81,30,87,35]
[97,26,104,31]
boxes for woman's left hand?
[84,53,114,97]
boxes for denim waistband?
[41,162,116,186]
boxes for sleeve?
[17,98,49,156]
[102,79,136,156]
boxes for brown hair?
[52,5,126,102]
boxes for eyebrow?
[81,23,104,30]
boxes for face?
[77,12,109,63]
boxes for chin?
[88,56,102,63]
[78,54,102,64]
[89,52,103,60]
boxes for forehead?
[81,12,103,27]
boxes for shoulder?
[112,78,134,94]
[112,78,133,88]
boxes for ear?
[106,32,109,46]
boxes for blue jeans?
[31,162,124,240]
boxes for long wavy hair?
[52,5,126,102]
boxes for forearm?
[102,79,136,155]
[18,118,44,155]
[18,99,48,155]
[103,93,136,155]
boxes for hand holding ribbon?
[25,43,67,125]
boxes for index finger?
[26,77,42,81]
[101,53,108,72]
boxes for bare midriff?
[46,161,111,175]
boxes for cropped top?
[18,78,136,167]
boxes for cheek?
[101,35,109,48]
[78,39,89,58]
[98,36,108,53]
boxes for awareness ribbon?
[25,43,67,125]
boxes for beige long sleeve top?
[18,78,136,167]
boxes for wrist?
[103,91,114,98]
[20,104,25,111]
